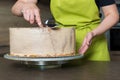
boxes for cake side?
[10,27,76,57]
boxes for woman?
[11,0,119,61]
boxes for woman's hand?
[12,0,43,27]
[21,3,43,27]
[79,4,119,55]
[79,32,95,55]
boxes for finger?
[79,37,89,54]
[23,10,30,22]
[29,10,35,24]
[82,45,89,54]
[86,33,93,45]
[79,44,89,54]
[34,9,43,28]
[81,37,87,48]
[86,38,91,46]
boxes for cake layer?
[10,52,75,57]
[10,27,75,57]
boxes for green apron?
[50,0,110,61]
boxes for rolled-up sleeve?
[96,0,115,7]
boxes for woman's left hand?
[79,32,95,55]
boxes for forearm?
[11,0,38,16]
[92,5,119,36]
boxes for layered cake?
[9,27,75,57]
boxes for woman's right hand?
[21,3,43,27]
[12,0,43,27]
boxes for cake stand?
[4,54,83,70]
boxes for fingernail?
[38,22,41,26]
[38,22,43,27]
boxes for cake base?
[4,53,83,69]
[10,52,75,58]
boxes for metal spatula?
[44,18,57,28]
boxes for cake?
[9,27,75,57]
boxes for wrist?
[90,31,96,37]
[19,0,38,4]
